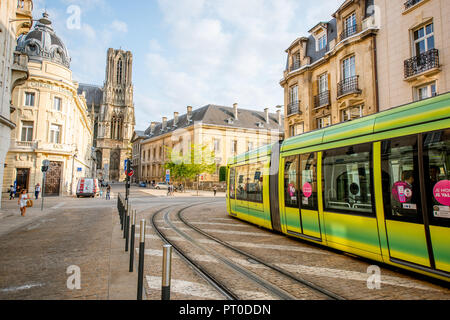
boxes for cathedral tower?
[95,48,135,181]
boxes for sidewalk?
[0,195,142,300]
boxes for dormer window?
[290,51,300,71]
[317,34,327,51]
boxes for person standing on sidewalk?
[106,185,111,200]
[9,185,15,200]
[18,189,29,217]
[34,183,41,200]
[213,185,217,196]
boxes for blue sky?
[32,0,343,131]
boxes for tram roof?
[280,91,450,153]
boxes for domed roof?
[16,13,71,69]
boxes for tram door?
[283,153,321,240]
[235,165,249,219]
[298,153,321,240]
[228,167,237,215]
[381,130,450,273]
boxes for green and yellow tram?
[226,92,450,281]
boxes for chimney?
[162,117,167,131]
[277,109,282,125]
[150,121,156,134]
[264,108,269,124]
[233,103,238,120]
[173,112,179,126]
[187,106,193,121]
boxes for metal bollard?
[123,202,129,238]
[137,219,146,300]
[161,244,172,300]
[129,210,136,272]
[125,206,130,251]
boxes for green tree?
[164,142,216,190]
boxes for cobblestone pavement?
[1,185,448,300]
[137,201,450,300]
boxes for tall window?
[247,141,254,152]
[344,12,357,36]
[24,92,35,106]
[21,121,33,142]
[231,140,238,154]
[289,123,304,137]
[117,58,123,84]
[414,22,434,56]
[247,163,263,203]
[284,156,298,208]
[229,167,236,199]
[50,124,61,144]
[214,138,220,154]
[318,73,328,93]
[342,55,356,80]
[289,85,298,103]
[53,97,62,111]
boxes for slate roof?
[141,104,284,139]
[78,83,103,107]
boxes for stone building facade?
[280,0,379,138]
[78,49,135,182]
[2,13,94,196]
[375,0,450,110]
[134,104,284,184]
[0,0,33,205]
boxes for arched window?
[117,58,123,84]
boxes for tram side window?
[381,135,422,223]
[229,167,236,199]
[299,153,318,210]
[236,165,248,201]
[423,129,450,227]
[322,143,374,215]
[247,163,263,203]
[284,156,298,208]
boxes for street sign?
[128,169,134,177]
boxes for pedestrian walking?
[213,185,217,197]
[34,183,41,200]
[9,185,15,200]
[18,189,30,217]
[106,185,111,200]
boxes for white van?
[76,178,99,198]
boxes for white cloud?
[111,20,128,33]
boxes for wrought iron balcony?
[287,101,301,116]
[340,24,359,41]
[404,0,422,10]
[290,60,301,72]
[404,49,439,78]
[337,75,360,97]
[314,90,330,108]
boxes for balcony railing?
[314,90,330,108]
[337,75,360,97]
[290,60,301,72]
[404,49,439,78]
[287,101,301,116]
[404,0,422,10]
[340,24,359,41]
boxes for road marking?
[51,202,65,209]
[0,283,43,292]
[145,276,274,300]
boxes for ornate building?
[2,13,94,196]
[79,49,135,182]
[0,0,33,205]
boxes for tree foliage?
[163,143,216,182]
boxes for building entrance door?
[16,168,30,193]
[44,161,62,196]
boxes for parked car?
[155,182,169,190]
[139,181,147,187]
[76,178,99,198]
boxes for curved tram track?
[150,201,345,300]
